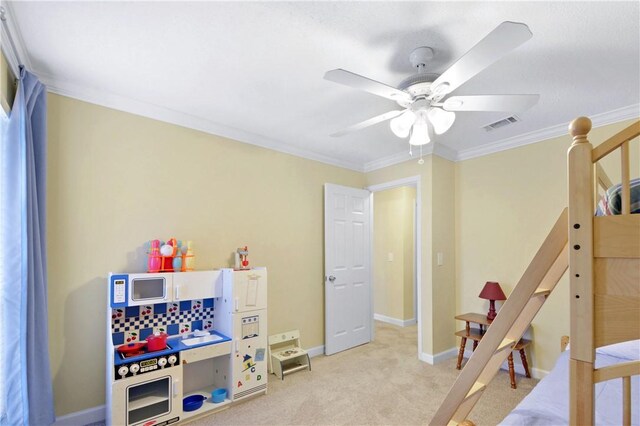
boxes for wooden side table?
[454,312,532,389]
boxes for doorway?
[368,176,421,358]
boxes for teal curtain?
[0,67,54,425]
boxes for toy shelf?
[181,387,231,421]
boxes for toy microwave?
[109,272,173,308]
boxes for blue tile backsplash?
[111,298,215,345]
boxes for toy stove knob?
[118,366,129,377]
[158,357,167,368]
[167,355,177,365]
[129,363,140,375]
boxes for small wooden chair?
[268,330,311,380]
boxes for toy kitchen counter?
[113,330,232,368]
[113,331,231,379]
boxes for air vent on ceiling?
[483,115,521,131]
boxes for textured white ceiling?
[6,1,640,171]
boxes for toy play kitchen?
[106,267,268,425]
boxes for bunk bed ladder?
[431,208,569,426]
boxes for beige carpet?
[187,321,538,425]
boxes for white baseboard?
[531,367,549,379]
[462,349,549,380]
[420,347,458,365]
[307,345,325,358]
[55,404,105,426]
[374,313,416,327]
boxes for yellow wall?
[455,118,639,374]
[430,156,457,354]
[46,93,365,416]
[0,50,16,115]
[402,187,416,319]
[373,186,415,321]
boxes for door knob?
[328,275,336,282]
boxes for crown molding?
[363,140,457,172]
[31,71,640,173]
[590,103,640,127]
[456,104,640,161]
[363,150,411,173]
[40,74,364,172]
[18,48,638,175]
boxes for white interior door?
[324,183,371,355]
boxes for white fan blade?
[325,69,412,103]
[330,110,404,137]
[442,95,539,112]
[430,22,533,99]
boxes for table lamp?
[479,281,507,320]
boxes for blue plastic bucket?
[183,394,206,412]
[211,388,227,403]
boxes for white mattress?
[500,340,640,425]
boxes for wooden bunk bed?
[431,116,640,426]
[567,117,639,425]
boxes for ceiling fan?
[324,21,539,152]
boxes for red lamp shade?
[479,281,507,320]
[479,281,507,301]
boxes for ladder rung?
[496,338,516,353]
[464,381,486,402]
[532,289,551,298]
[282,364,309,376]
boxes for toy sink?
[182,334,224,347]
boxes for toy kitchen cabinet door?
[232,311,267,400]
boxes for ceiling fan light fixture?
[427,108,456,135]
[390,110,416,138]
[409,111,431,146]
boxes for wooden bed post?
[567,117,595,426]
